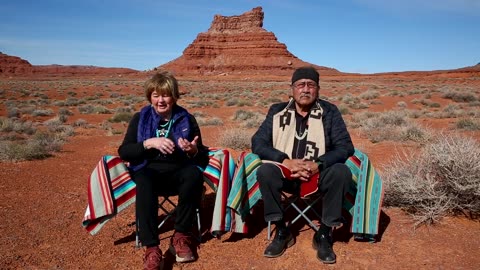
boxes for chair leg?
[265,193,322,241]
[157,213,173,230]
[289,201,319,231]
[195,208,202,242]
[290,194,323,231]
[267,221,272,240]
[135,217,142,248]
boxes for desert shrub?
[406,109,424,119]
[188,100,217,108]
[225,98,238,106]
[6,107,20,118]
[64,97,83,106]
[0,117,36,135]
[441,104,465,118]
[244,117,263,129]
[192,111,207,118]
[197,117,223,126]
[78,104,95,114]
[351,111,430,143]
[32,109,54,117]
[96,99,113,105]
[341,93,360,105]
[44,117,64,128]
[53,100,66,107]
[456,118,480,130]
[383,132,480,226]
[359,90,380,100]
[58,108,74,116]
[109,112,133,123]
[115,107,134,113]
[349,102,369,109]
[397,101,407,108]
[236,99,253,107]
[399,123,431,142]
[429,102,441,108]
[93,105,112,114]
[73,119,89,128]
[0,140,49,161]
[58,114,68,123]
[100,120,112,131]
[32,131,66,152]
[233,110,256,121]
[233,110,264,128]
[218,127,252,150]
[78,105,111,114]
[338,104,350,115]
[265,97,282,104]
[0,131,65,161]
[48,124,75,137]
[442,91,477,103]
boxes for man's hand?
[282,159,319,181]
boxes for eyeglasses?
[292,81,318,90]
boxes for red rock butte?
[160,7,339,78]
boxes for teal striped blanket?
[226,148,384,241]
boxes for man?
[251,66,354,264]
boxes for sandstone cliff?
[0,52,34,74]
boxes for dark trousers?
[133,164,204,247]
[256,163,352,227]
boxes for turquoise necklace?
[156,118,173,138]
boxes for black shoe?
[312,230,336,264]
[264,228,295,258]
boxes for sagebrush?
[383,132,480,226]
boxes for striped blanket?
[82,155,136,235]
[82,149,242,235]
[226,148,384,241]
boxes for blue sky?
[1,0,479,74]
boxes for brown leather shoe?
[170,231,196,263]
[144,246,162,270]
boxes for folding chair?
[267,191,323,240]
[135,193,202,248]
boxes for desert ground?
[1,71,480,269]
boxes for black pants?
[133,164,203,247]
[256,163,352,227]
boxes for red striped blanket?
[82,156,136,235]
[82,149,242,235]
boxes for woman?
[118,71,208,269]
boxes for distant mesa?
[160,7,339,77]
[0,52,138,77]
